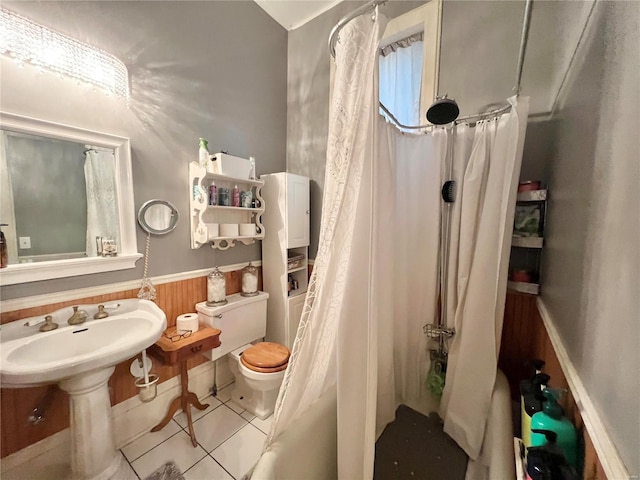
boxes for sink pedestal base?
[59,366,121,480]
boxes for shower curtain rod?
[328,0,534,130]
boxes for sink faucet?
[67,306,88,325]
[39,315,59,332]
[93,305,109,319]
[24,315,59,331]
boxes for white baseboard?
[1,359,235,474]
[537,298,631,479]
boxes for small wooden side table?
[148,325,221,447]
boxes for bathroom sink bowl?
[0,299,167,388]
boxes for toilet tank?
[196,291,269,362]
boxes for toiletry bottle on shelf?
[232,185,240,207]
[0,223,8,268]
[520,360,547,444]
[209,182,218,206]
[526,430,579,480]
[522,373,550,446]
[249,156,256,180]
[198,138,209,168]
[530,389,578,468]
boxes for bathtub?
[251,370,514,480]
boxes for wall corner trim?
[536,298,631,479]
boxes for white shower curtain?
[440,95,529,464]
[256,11,528,480]
[84,148,120,256]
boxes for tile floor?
[121,385,272,480]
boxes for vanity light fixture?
[0,7,130,100]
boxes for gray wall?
[540,1,639,474]
[0,1,287,299]
[286,0,592,257]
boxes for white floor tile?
[226,399,245,414]
[173,396,222,428]
[122,420,182,462]
[193,404,248,452]
[3,451,136,480]
[212,424,266,479]
[241,410,256,422]
[130,430,207,479]
[215,384,234,403]
[250,414,273,435]
[113,453,139,480]
[183,456,234,480]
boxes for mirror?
[0,112,140,285]
[138,200,179,235]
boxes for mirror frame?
[0,111,141,285]
[138,199,179,235]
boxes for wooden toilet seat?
[240,342,290,373]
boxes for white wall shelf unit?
[261,172,310,349]
[509,188,548,295]
[189,162,265,251]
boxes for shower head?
[426,95,460,125]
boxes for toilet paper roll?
[220,223,239,237]
[176,313,199,334]
[239,223,257,236]
[206,223,219,241]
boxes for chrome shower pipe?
[514,0,534,95]
[328,0,388,59]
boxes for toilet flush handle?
[214,314,222,318]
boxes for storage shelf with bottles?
[189,162,265,251]
[509,187,548,295]
[287,247,308,298]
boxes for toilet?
[228,342,290,419]
[196,291,290,420]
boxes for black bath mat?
[374,405,468,480]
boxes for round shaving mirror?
[137,200,179,235]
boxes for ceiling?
[254,0,343,31]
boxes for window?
[379,1,442,126]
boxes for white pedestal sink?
[0,299,166,480]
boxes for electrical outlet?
[19,236,31,249]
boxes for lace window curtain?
[379,32,424,126]
[84,148,120,256]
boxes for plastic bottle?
[209,182,217,206]
[198,138,209,168]
[526,430,579,480]
[522,372,550,446]
[530,389,578,469]
[249,156,256,180]
[520,360,546,437]
[232,185,240,207]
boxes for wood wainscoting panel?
[0,267,258,458]
[499,291,608,480]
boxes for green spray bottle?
[530,388,578,469]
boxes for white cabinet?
[287,293,307,348]
[286,174,310,248]
[261,172,310,349]
[189,162,265,251]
